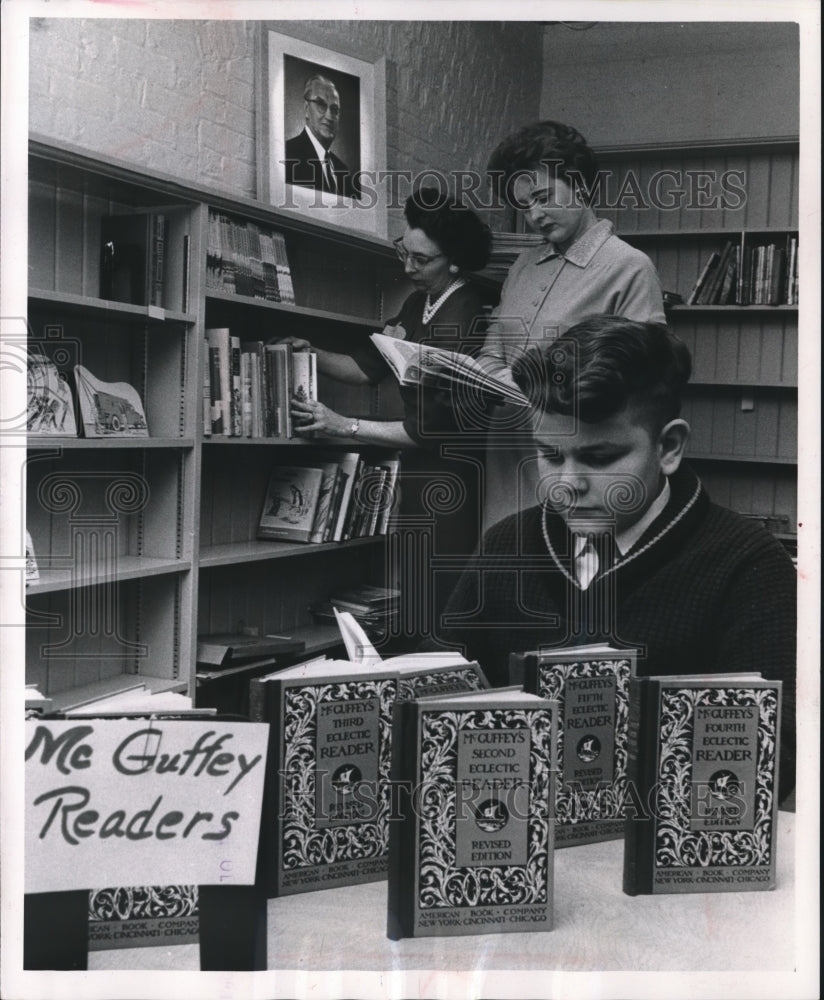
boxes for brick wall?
[29,18,542,234]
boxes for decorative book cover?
[73,365,148,438]
[387,689,557,939]
[622,675,781,895]
[512,644,636,846]
[27,352,77,436]
[258,465,324,542]
[87,884,199,950]
[249,664,398,896]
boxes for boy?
[430,316,796,793]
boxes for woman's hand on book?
[291,396,351,437]
[274,335,313,351]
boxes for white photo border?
[257,28,388,238]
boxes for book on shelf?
[308,461,342,544]
[25,530,40,586]
[258,465,325,543]
[206,211,295,304]
[100,211,167,308]
[622,673,781,896]
[291,348,318,406]
[510,643,637,846]
[202,337,321,440]
[27,351,77,436]
[686,251,720,305]
[73,365,148,438]
[387,687,558,939]
[698,241,734,305]
[369,332,530,408]
[205,328,231,435]
[249,658,398,896]
[196,632,307,668]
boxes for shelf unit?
[25,136,415,711]
[597,137,799,534]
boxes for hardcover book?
[622,673,781,895]
[87,885,199,951]
[73,365,148,438]
[387,688,557,939]
[258,465,324,543]
[249,660,398,896]
[511,643,636,846]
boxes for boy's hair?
[511,316,692,434]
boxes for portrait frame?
[257,29,388,238]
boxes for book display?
[622,674,782,895]
[511,644,636,846]
[387,688,558,938]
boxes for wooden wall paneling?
[739,153,770,230]
[777,397,797,460]
[753,393,780,459]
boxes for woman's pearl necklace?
[422,278,465,324]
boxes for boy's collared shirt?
[572,478,672,588]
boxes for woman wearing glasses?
[281,189,492,640]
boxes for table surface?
[89,811,797,974]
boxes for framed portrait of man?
[257,30,387,237]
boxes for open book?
[369,332,529,407]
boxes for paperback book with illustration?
[387,688,557,939]
[622,673,782,895]
[510,643,636,846]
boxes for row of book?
[688,236,799,306]
[203,330,316,439]
[206,211,295,303]
[257,453,401,544]
[250,637,783,937]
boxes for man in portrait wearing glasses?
[284,73,361,200]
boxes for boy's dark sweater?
[429,465,796,793]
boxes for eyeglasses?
[394,238,444,269]
[305,97,341,118]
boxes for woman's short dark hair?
[404,189,492,272]
[511,316,692,434]
[487,119,598,200]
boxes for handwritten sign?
[25,718,268,894]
